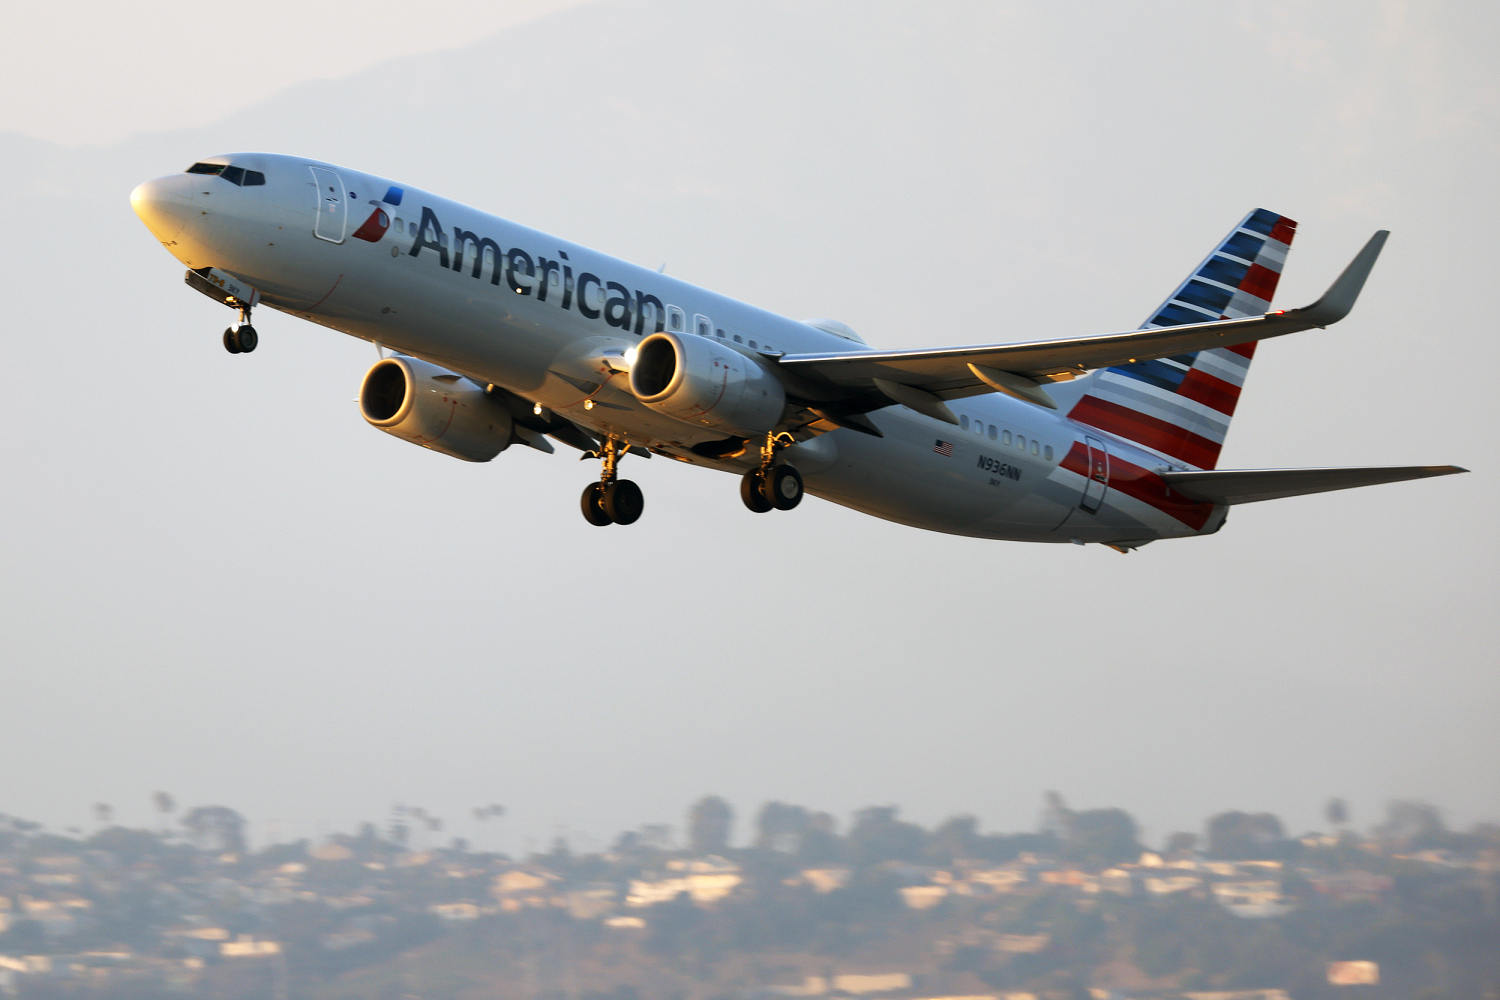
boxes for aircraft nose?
[130,175,195,244]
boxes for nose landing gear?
[740,432,804,513]
[580,435,645,527]
[184,268,262,355]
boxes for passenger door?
[309,166,347,243]
[1080,435,1109,513]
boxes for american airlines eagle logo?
[352,185,404,243]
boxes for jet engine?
[359,356,513,462]
[628,332,786,437]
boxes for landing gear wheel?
[740,469,772,513]
[603,479,644,525]
[580,483,612,526]
[580,436,645,527]
[224,325,257,353]
[766,465,804,510]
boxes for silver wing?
[775,231,1389,419]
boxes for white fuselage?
[131,153,1226,544]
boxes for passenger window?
[694,314,712,338]
[1017,435,1026,450]
[1044,445,1054,461]
[960,415,970,430]
[733,334,743,343]
[716,328,726,338]
[1002,430,1012,446]
[667,306,685,332]
[749,340,758,349]
[988,424,997,440]
[1031,440,1040,456]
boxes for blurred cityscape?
[0,794,1496,999]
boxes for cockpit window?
[184,162,266,186]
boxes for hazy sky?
[1,0,1495,856]
[3,0,592,146]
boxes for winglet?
[1296,230,1388,327]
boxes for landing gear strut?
[222,303,258,355]
[580,435,644,527]
[740,432,804,513]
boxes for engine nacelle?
[628,332,786,437]
[359,357,513,462]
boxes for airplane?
[129,154,1464,549]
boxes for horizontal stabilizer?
[1160,465,1466,505]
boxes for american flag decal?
[933,439,954,457]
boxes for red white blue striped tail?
[1068,209,1297,470]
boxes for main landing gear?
[580,435,644,527]
[222,304,258,355]
[576,432,804,526]
[740,432,804,514]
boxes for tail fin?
[1067,209,1297,469]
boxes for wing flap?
[1160,465,1466,506]
[777,231,1389,403]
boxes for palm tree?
[153,791,176,838]
[473,804,505,853]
